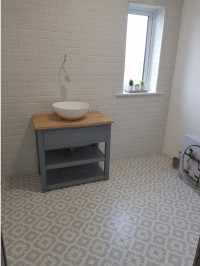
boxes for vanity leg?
[104,124,111,180]
[35,133,41,175]
[37,131,47,192]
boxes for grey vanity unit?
[32,112,113,192]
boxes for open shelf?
[45,146,105,170]
[46,163,105,190]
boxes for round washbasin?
[53,101,89,120]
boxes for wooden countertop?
[32,111,113,130]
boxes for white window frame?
[124,4,156,91]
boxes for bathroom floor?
[1,155,200,266]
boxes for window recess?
[123,3,165,93]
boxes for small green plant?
[129,79,134,86]
[135,83,139,86]
[140,80,144,86]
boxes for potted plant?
[135,83,140,91]
[128,79,134,92]
[139,80,145,91]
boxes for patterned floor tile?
[102,241,136,266]
[113,219,137,241]
[1,154,200,266]
[98,223,121,244]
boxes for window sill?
[115,91,163,97]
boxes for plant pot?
[127,85,134,92]
[139,85,146,91]
[135,84,139,91]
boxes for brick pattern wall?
[2,0,183,178]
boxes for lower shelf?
[46,163,105,191]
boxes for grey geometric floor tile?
[98,223,121,244]
[113,219,137,241]
[166,252,183,266]
[2,154,200,266]
[102,241,136,266]
[145,243,167,264]
[124,237,147,254]
[134,226,153,243]
[107,209,132,224]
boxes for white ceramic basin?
[53,101,89,120]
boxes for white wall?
[1,0,183,178]
[164,0,200,158]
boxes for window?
[123,3,164,93]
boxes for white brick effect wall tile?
[2,0,183,178]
